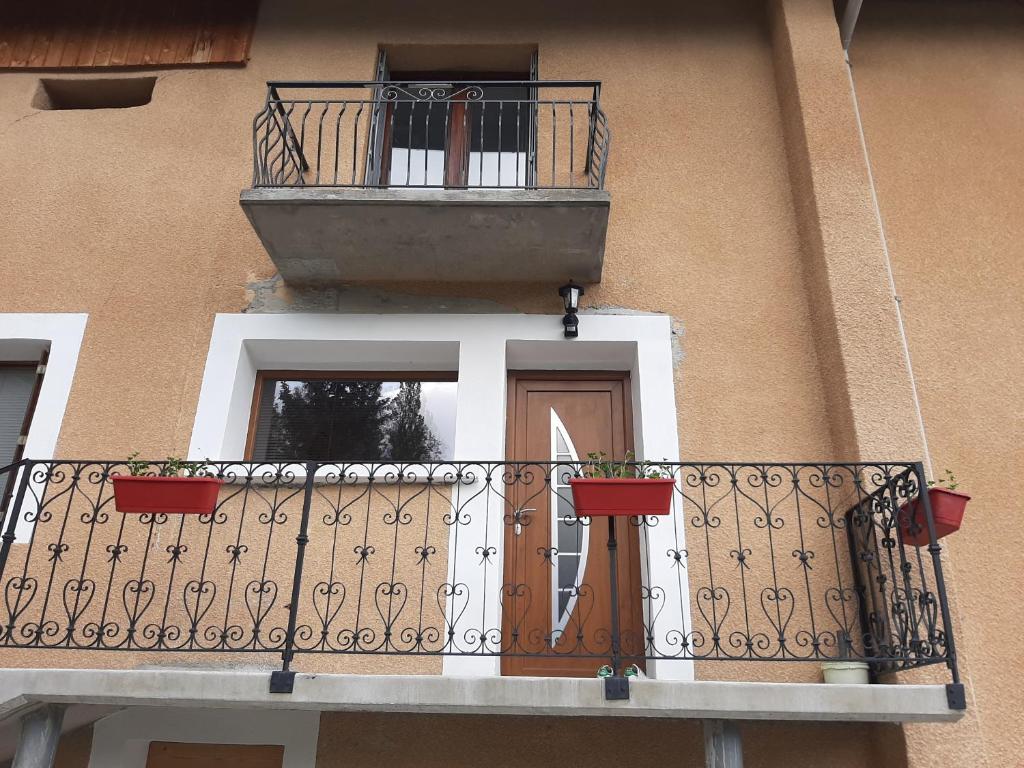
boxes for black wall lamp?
[559,280,584,338]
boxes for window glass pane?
[558,519,583,557]
[468,87,531,153]
[251,377,456,462]
[556,494,575,526]
[557,553,581,588]
[558,590,571,618]
[390,99,449,152]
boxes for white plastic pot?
[821,661,870,684]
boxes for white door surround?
[188,312,692,681]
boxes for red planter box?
[112,475,224,515]
[898,487,970,547]
[569,478,675,517]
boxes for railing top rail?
[14,458,921,468]
[266,79,603,90]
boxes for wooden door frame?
[501,370,644,677]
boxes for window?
[0,364,39,467]
[0,354,46,508]
[246,372,457,462]
[383,79,532,188]
[549,408,588,641]
[368,47,538,189]
[32,77,156,110]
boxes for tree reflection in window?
[250,376,454,462]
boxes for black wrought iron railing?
[251,81,610,190]
[0,460,959,694]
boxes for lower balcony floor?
[0,667,961,768]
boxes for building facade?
[0,0,1020,766]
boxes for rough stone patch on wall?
[244,274,515,315]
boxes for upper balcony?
[241,81,611,285]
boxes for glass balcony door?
[380,78,532,189]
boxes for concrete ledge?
[241,186,611,207]
[0,669,962,724]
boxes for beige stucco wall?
[1,0,1012,764]
[852,2,1024,766]
[2,714,906,768]
[0,0,837,678]
[0,0,832,463]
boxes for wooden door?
[502,373,645,677]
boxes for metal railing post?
[270,461,316,694]
[0,461,32,579]
[912,462,965,709]
[603,514,629,700]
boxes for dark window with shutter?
[0,364,38,467]
[0,357,46,510]
[247,373,457,463]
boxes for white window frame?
[189,312,692,681]
[0,314,88,542]
[0,313,87,463]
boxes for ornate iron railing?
[0,460,959,692]
[251,81,610,189]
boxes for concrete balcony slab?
[240,187,610,284]
[0,668,963,725]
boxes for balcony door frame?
[366,49,539,188]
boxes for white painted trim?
[0,314,88,542]
[88,706,319,768]
[0,668,963,724]
[188,313,691,680]
[0,314,87,463]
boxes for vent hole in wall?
[32,77,156,110]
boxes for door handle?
[514,508,536,537]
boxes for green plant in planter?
[927,468,960,491]
[580,451,667,479]
[125,452,205,478]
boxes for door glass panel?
[385,84,531,188]
[388,98,447,186]
[549,408,588,642]
[467,86,530,187]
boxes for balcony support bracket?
[604,676,629,701]
[946,683,966,710]
[269,670,296,694]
